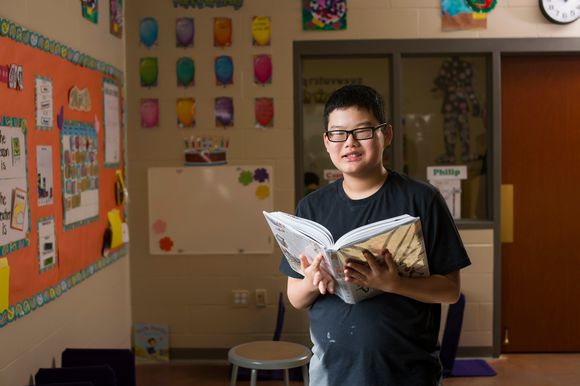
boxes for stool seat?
[228,341,311,386]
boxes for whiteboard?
[148,166,274,254]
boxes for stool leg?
[250,368,257,386]
[284,369,290,386]
[302,365,310,386]
[230,364,238,386]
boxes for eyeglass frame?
[324,122,389,143]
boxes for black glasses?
[325,123,388,143]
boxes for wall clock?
[539,0,580,24]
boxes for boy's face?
[323,107,391,178]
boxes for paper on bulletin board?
[61,122,99,229]
[37,217,57,271]
[103,80,121,166]
[0,123,29,255]
[36,145,54,206]
[107,208,123,248]
[35,77,54,129]
[0,257,9,311]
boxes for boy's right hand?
[300,254,335,295]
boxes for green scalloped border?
[0,17,123,81]
[0,245,128,328]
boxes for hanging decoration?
[109,0,123,38]
[254,54,272,85]
[81,0,99,24]
[176,57,195,87]
[140,99,159,128]
[466,0,497,13]
[139,17,158,48]
[441,0,487,31]
[251,16,271,46]
[215,55,233,86]
[255,97,274,128]
[215,97,234,128]
[176,17,194,48]
[176,98,196,128]
[140,57,158,87]
[214,17,232,47]
[303,0,347,31]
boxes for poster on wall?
[251,16,271,46]
[303,0,347,31]
[61,122,99,230]
[37,216,57,271]
[81,0,99,24]
[35,77,53,130]
[103,79,121,167]
[110,0,123,38]
[0,120,29,256]
[441,0,487,31]
[36,145,54,206]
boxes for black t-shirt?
[279,170,471,386]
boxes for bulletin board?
[148,166,274,255]
[0,17,126,328]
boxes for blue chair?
[35,365,116,386]
[61,348,135,386]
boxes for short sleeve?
[422,191,471,276]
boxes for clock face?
[540,0,580,24]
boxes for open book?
[263,211,430,304]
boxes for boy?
[279,85,471,385]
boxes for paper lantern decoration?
[176,57,195,87]
[176,98,196,128]
[214,55,233,86]
[140,99,159,128]
[255,97,274,128]
[215,97,234,127]
[252,16,271,46]
[139,17,158,47]
[140,57,158,87]
[213,17,232,47]
[254,54,272,85]
[176,17,194,47]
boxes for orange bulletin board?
[0,17,126,328]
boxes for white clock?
[540,0,580,24]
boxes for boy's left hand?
[344,249,399,292]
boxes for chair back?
[35,365,116,386]
[62,348,135,386]
[440,293,466,376]
[272,292,286,341]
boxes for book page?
[333,214,414,250]
[336,220,430,278]
[264,212,332,276]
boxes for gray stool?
[228,340,311,386]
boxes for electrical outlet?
[255,289,267,308]
[232,290,249,307]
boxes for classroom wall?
[126,0,579,355]
[0,1,130,385]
